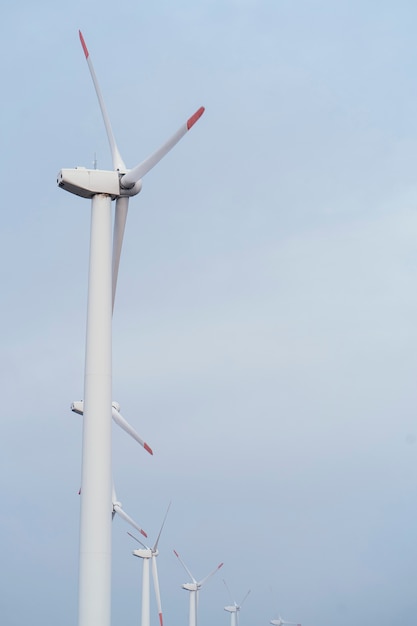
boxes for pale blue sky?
[1,2,417,625]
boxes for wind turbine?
[72,399,151,535]
[174,549,224,626]
[270,617,301,626]
[128,503,171,626]
[112,483,147,537]
[223,581,251,626]
[58,31,205,626]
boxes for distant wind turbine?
[270,617,301,626]
[111,483,147,537]
[128,503,171,626]
[223,581,251,626]
[72,399,153,527]
[174,549,223,626]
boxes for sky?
[1,1,417,625]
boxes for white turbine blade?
[112,196,129,310]
[79,30,125,171]
[173,550,197,583]
[113,503,147,537]
[239,589,251,607]
[198,561,223,587]
[152,555,163,626]
[127,531,148,550]
[120,106,205,189]
[223,579,234,603]
[153,502,171,552]
[112,406,153,455]
[71,399,152,454]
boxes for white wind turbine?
[270,617,301,626]
[72,399,151,537]
[223,581,251,626]
[58,31,205,626]
[112,483,147,538]
[128,503,171,626]
[174,549,224,626]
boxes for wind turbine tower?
[174,550,223,626]
[58,31,204,626]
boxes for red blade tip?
[159,613,163,626]
[141,529,148,538]
[218,562,224,569]
[187,106,205,130]
[173,550,179,557]
[144,442,154,455]
[79,31,89,58]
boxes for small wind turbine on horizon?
[174,549,224,626]
[223,581,251,626]
[128,503,171,626]
[270,617,301,626]
[58,30,205,626]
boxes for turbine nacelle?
[133,547,159,559]
[224,606,239,613]
[182,582,199,592]
[57,167,142,200]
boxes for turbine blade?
[112,406,153,455]
[239,589,251,607]
[71,399,152,454]
[223,579,234,603]
[152,555,163,626]
[173,550,197,583]
[113,504,147,537]
[112,196,129,310]
[198,561,223,587]
[120,106,205,189]
[79,30,125,171]
[127,531,148,550]
[153,502,171,552]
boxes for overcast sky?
[1,1,417,625]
